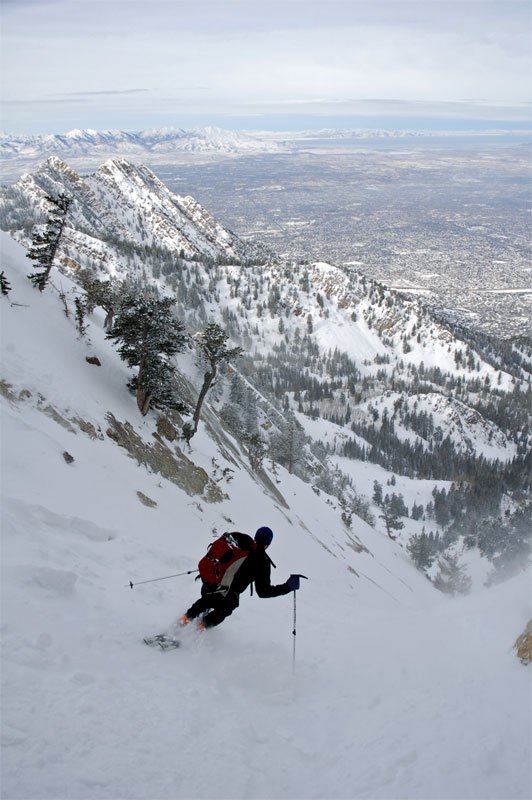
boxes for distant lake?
[290,134,532,152]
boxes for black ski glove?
[287,574,304,591]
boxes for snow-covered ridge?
[353,391,516,460]
[2,156,270,263]
[0,126,285,160]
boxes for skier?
[181,526,303,629]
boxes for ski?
[143,633,181,651]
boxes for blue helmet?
[255,526,273,547]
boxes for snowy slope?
[88,159,250,259]
[352,391,517,460]
[1,232,530,800]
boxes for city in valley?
[1,132,530,338]
[151,135,531,338]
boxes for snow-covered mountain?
[1,231,530,800]
[1,156,270,263]
[0,126,285,161]
[1,158,530,569]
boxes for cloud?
[239,96,531,122]
[56,89,149,97]
[1,0,530,133]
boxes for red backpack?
[198,532,256,591]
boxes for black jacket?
[231,546,290,598]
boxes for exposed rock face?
[156,415,178,442]
[105,413,224,501]
[41,404,77,433]
[136,491,157,508]
[0,380,18,402]
[73,417,101,439]
[514,620,532,665]
[1,379,226,504]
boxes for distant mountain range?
[0,127,285,161]
[2,126,526,167]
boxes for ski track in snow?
[1,231,531,800]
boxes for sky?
[1,0,531,135]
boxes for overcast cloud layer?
[1,0,530,134]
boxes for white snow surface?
[1,232,531,800]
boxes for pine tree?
[270,412,308,476]
[432,487,451,526]
[220,401,242,436]
[27,193,71,291]
[78,270,125,331]
[485,505,532,584]
[242,387,259,438]
[389,492,409,517]
[184,322,242,442]
[433,555,471,595]
[106,290,187,415]
[379,499,404,540]
[74,296,88,337]
[341,509,352,528]
[0,270,11,297]
[406,530,438,570]
[244,432,268,472]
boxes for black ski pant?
[186,585,240,628]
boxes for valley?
[2,130,529,337]
[153,139,531,338]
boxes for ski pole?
[292,590,297,674]
[291,575,308,674]
[126,569,198,589]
